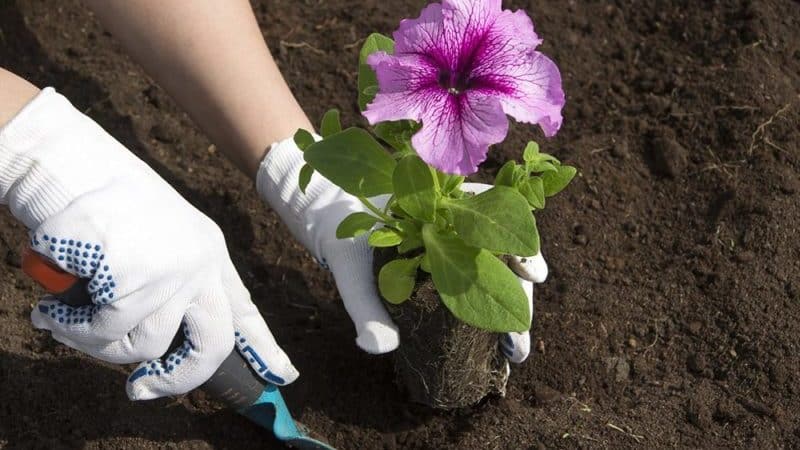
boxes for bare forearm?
[0,68,40,128]
[84,0,313,178]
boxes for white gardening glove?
[257,137,547,362]
[0,88,298,400]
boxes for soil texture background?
[1,0,799,448]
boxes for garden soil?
[1,0,798,448]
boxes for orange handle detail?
[21,246,80,294]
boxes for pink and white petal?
[393,2,446,55]
[363,52,439,125]
[413,92,509,175]
[493,51,565,137]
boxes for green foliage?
[320,109,342,137]
[336,212,379,238]
[494,141,577,209]
[443,186,539,256]
[298,106,575,331]
[294,129,315,151]
[378,256,421,304]
[304,127,396,197]
[368,227,404,247]
[422,225,530,332]
[542,165,577,197]
[298,164,314,194]
[393,155,439,221]
[374,120,419,154]
[358,33,395,111]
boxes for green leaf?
[336,212,379,239]
[395,220,423,253]
[523,141,540,162]
[304,127,397,197]
[393,155,439,221]
[512,165,528,187]
[422,225,530,332]
[374,120,419,153]
[419,253,431,273]
[378,256,421,304]
[298,164,314,194]
[294,129,315,151]
[519,177,545,209]
[357,33,395,111]
[397,234,423,253]
[436,171,465,195]
[368,227,404,247]
[320,109,341,137]
[444,186,538,256]
[541,164,577,197]
[495,161,516,187]
[529,160,559,173]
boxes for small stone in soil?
[686,399,712,429]
[736,251,755,263]
[533,385,563,405]
[687,353,708,374]
[605,356,631,382]
[646,133,688,178]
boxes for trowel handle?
[21,246,266,409]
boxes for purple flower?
[363,0,565,175]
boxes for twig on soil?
[606,422,645,443]
[670,105,759,118]
[764,137,790,155]
[343,37,366,50]
[279,40,325,55]
[748,102,794,155]
[693,148,744,179]
[566,395,592,413]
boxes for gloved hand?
[257,137,547,362]
[0,88,298,400]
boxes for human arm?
[83,0,312,177]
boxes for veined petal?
[413,91,509,175]
[492,51,564,137]
[465,8,563,136]
[363,52,440,125]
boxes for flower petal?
[413,91,509,175]
[466,9,564,136]
[363,52,440,125]
[486,50,565,137]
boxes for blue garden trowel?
[22,246,336,450]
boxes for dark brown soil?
[374,248,509,410]
[1,0,798,449]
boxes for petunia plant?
[294,0,575,333]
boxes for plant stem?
[358,196,392,222]
[383,195,395,214]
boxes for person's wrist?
[0,69,40,129]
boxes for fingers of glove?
[48,299,188,364]
[126,294,233,401]
[223,264,299,386]
[459,182,492,195]
[31,296,112,346]
[510,252,548,283]
[325,237,399,354]
[29,279,187,345]
[28,231,176,344]
[500,278,534,363]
